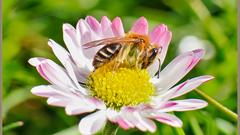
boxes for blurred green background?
[2,0,237,135]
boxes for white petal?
[47,96,70,107]
[85,16,102,35]
[48,39,70,65]
[77,19,101,60]
[133,112,156,133]
[48,39,90,83]
[106,109,119,123]
[79,110,107,135]
[148,112,182,127]
[28,57,45,66]
[87,97,106,110]
[152,49,205,93]
[77,19,94,45]
[64,60,89,95]
[63,24,85,67]
[160,75,214,100]
[147,58,159,77]
[65,102,96,115]
[159,99,208,112]
[29,58,76,90]
[120,107,156,132]
[31,85,69,98]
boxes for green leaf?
[2,87,33,119]
[52,126,79,135]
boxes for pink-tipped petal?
[48,39,70,66]
[64,60,89,95]
[158,31,172,63]
[150,24,172,64]
[101,16,114,38]
[150,24,168,45]
[120,108,145,131]
[159,99,208,112]
[106,109,119,123]
[79,110,107,135]
[31,85,68,98]
[85,16,101,35]
[111,17,125,37]
[88,98,106,110]
[130,17,148,35]
[65,103,96,115]
[152,49,205,93]
[133,113,156,133]
[77,19,101,60]
[117,117,134,130]
[120,107,156,132]
[47,97,70,107]
[149,112,182,127]
[29,58,76,90]
[48,39,91,82]
[77,19,92,44]
[160,75,214,100]
[63,24,86,67]
[28,57,45,67]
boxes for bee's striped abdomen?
[93,43,121,69]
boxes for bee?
[83,33,162,72]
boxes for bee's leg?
[157,58,161,78]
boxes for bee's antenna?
[157,58,161,78]
[79,82,87,87]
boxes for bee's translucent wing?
[82,37,137,49]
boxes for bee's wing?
[82,37,137,49]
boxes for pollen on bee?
[87,62,155,109]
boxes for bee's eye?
[152,48,158,53]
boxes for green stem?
[171,112,186,135]
[174,127,186,135]
[3,121,24,132]
[102,121,119,135]
[195,89,238,121]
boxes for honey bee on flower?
[29,16,213,135]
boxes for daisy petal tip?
[65,107,73,116]
[203,101,208,107]
[176,122,183,128]
[202,75,214,82]
[30,87,39,95]
[85,15,95,20]
[28,58,36,66]
[79,111,107,135]
[101,16,111,22]
[112,16,121,24]
[131,16,148,35]
[139,16,147,21]
[47,97,59,106]
[28,57,45,67]
[112,16,124,36]
[63,23,75,33]
[193,48,205,58]
[47,39,55,47]
[62,23,70,29]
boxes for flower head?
[29,16,213,134]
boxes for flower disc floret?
[87,64,155,109]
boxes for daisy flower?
[29,16,213,135]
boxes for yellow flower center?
[87,63,155,109]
